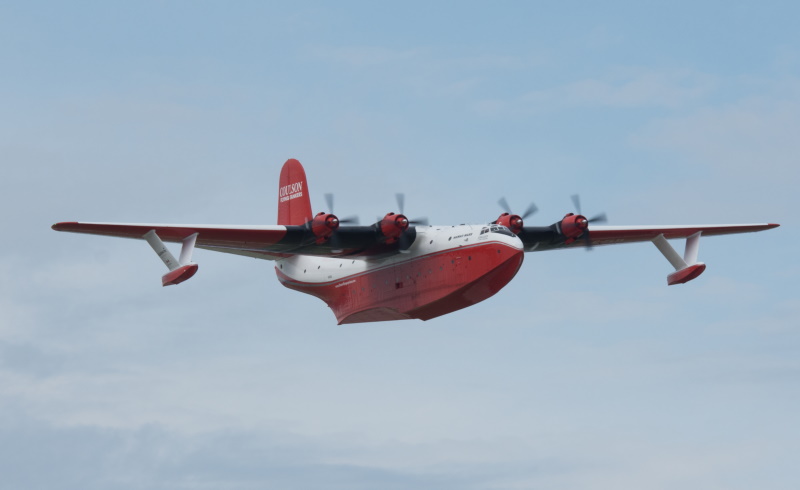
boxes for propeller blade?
[324,193,335,213]
[329,230,342,251]
[588,213,607,224]
[339,215,360,225]
[583,231,594,251]
[398,231,411,251]
[570,194,582,215]
[322,194,359,224]
[395,193,405,214]
[498,197,512,214]
[409,217,429,226]
[521,202,538,220]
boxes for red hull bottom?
[277,242,524,324]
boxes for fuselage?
[275,224,524,323]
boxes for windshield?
[488,224,514,237]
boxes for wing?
[51,221,406,260]
[518,223,780,252]
[518,222,779,285]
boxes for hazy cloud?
[636,92,800,180]
[310,45,422,67]
[523,68,716,109]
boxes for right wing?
[518,223,780,252]
[517,222,779,285]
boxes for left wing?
[52,221,416,286]
[52,221,410,286]
[52,221,407,260]
[52,222,296,259]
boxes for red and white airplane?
[53,159,779,324]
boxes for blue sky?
[1,1,798,488]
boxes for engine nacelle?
[495,213,524,235]
[559,213,588,244]
[311,212,340,243]
[379,212,409,242]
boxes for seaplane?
[52,159,779,324]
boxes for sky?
[1,1,798,488]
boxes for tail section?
[278,159,313,225]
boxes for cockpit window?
[488,224,514,237]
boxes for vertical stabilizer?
[277,158,313,226]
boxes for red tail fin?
[278,159,313,226]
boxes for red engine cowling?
[311,212,340,243]
[494,213,524,235]
[559,213,588,244]
[380,212,409,242]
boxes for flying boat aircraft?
[52,159,779,324]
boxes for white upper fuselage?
[276,224,523,282]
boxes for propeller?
[569,194,608,250]
[495,197,537,234]
[498,197,538,220]
[395,193,429,226]
[570,194,607,225]
[373,193,427,252]
[323,193,359,224]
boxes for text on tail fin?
[277,158,313,226]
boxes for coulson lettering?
[279,182,304,202]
